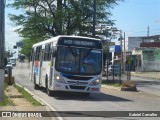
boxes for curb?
[121,86,137,92]
[15,83,63,120]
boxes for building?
[132,47,160,71]
[128,37,150,52]
[140,42,160,47]
[128,35,160,52]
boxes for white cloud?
[5,0,23,58]
[5,16,22,58]
[5,18,22,48]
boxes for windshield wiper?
[83,48,93,61]
[68,46,76,57]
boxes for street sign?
[109,45,122,52]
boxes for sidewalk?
[131,72,160,80]
[0,84,56,120]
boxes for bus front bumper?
[53,81,101,94]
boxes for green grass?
[0,83,14,106]
[102,80,122,87]
[0,95,14,106]
[13,84,42,106]
[106,83,121,87]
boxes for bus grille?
[62,74,93,80]
[67,81,88,85]
[69,85,86,90]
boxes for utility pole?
[0,0,5,101]
[147,26,150,36]
[123,32,126,73]
[119,30,123,84]
[92,0,96,37]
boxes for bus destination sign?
[58,37,102,49]
[64,40,95,47]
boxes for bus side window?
[36,47,39,61]
[35,46,42,61]
[44,44,51,61]
[35,47,38,61]
[30,48,34,61]
[50,44,52,59]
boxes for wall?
[132,48,143,71]
[128,37,142,52]
[128,37,151,52]
[132,48,160,71]
[142,48,160,71]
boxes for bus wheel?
[34,74,39,90]
[45,75,52,96]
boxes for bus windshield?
[56,46,102,75]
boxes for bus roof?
[32,35,101,48]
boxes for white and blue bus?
[30,35,103,96]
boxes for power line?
[125,29,160,34]
[126,1,160,5]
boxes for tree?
[8,0,123,56]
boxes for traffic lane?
[13,64,131,103]
[13,65,130,103]
[14,64,160,111]
[14,78,160,120]
[14,72,133,111]
[14,82,160,119]
[15,75,132,110]
[13,64,160,115]
[34,89,160,120]
[14,72,160,111]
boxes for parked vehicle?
[6,62,13,68]
[106,64,120,76]
[10,58,16,66]
[18,54,25,62]
[5,62,13,74]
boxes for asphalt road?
[102,74,160,97]
[12,63,160,120]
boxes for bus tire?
[34,74,39,90]
[45,75,52,96]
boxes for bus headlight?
[90,79,100,85]
[56,75,60,80]
[55,75,65,83]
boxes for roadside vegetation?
[13,84,42,106]
[0,95,14,106]
[0,83,42,106]
[0,83,14,106]
[102,80,122,87]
